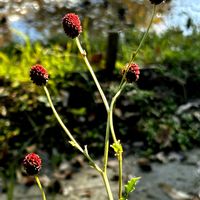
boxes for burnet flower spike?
[62,13,82,39]
[149,0,164,5]
[30,64,49,86]
[23,153,42,176]
[23,153,46,200]
[122,63,140,83]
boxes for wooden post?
[105,31,119,77]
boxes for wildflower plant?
[26,1,165,199]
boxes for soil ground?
[1,148,200,200]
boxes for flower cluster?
[122,63,140,83]
[62,13,82,39]
[23,153,42,176]
[30,64,49,86]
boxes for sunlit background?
[1,0,200,46]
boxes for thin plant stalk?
[7,164,15,200]
[130,4,156,62]
[101,172,114,200]
[44,86,101,170]
[110,82,127,143]
[43,86,84,153]
[43,85,114,200]
[75,37,114,200]
[103,114,111,173]
[75,37,110,113]
[109,82,126,199]
[75,29,125,199]
[35,175,46,200]
[119,4,157,89]
[75,36,110,172]
[118,152,123,200]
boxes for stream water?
[0,0,200,47]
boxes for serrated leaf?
[125,177,141,193]
[123,177,141,199]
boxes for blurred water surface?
[0,0,200,46]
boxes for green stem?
[75,37,110,113]
[84,146,113,200]
[103,113,110,173]
[109,82,127,143]
[82,146,102,173]
[75,37,115,200]
[43,86,84,153]
[43,85,114,199]
[7,164,15,200]
[44,85,106,187]
[130,4,156,62]
[119,4,156,89]
[118,152,123,200]
[101,172,114,200]
[43,86,102,176]
[109,82,126,200]
[35,175,46,200]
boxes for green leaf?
[69,107,86,116]
[110,140,123,155]
[123,177,141,199]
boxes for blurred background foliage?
[0,0,200,195]
[0,27,200,153]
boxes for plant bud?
[23,153,42,175]
[122,63,140,83]
[30,64,49,86]
[62,13,82,39]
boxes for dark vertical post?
[105,31,119,77]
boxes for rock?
[63,185,74,196]
[159,183,193,200]
[137,158,152,172]
[54,161,73,180]
[107,159,118,169]
[151,152,168,163]
[71,155,85,168]
[47,180,62,194]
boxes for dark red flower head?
[23,153,42,175]
[62,13,82,39]
[122,63,140,83]
[149,0,164,5]
[30,64,49,86]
